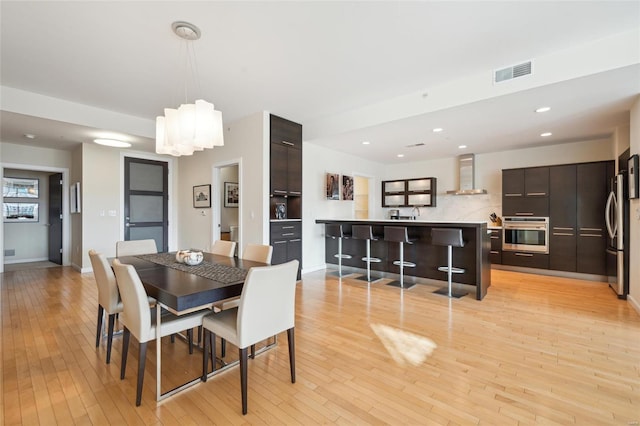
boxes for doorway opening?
[354,175,372,219]
[212,160,241,256]
[1,165,70,273]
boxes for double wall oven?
[502,216,549,254]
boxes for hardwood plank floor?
[1,266,639,425]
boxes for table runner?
[136,252,247,284]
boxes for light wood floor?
[2,266,639,425]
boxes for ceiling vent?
[494,60,533,83]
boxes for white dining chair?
[112,259,209,406]
[201,259,299,415]
[242,243,273,264]
[115,239,158,257]
[89,249,155,364]
[210,240,236,257]
[216,243,273,357]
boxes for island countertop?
[316,218,491,300]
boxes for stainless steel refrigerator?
[605,173,629,298]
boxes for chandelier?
[156,21,224,156]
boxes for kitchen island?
[315,219,491,300]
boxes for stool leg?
[399,242,404,288]
[447,245,453,297]
[365,239,371,281]
[337,237,343,276]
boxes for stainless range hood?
[446,154,487,195]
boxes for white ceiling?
[1,1,639,163]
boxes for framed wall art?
[326,173,339,200]
[342,175,354,200]
[193,184,211,208]
[3,177,39,198]
[629,154,639,199]
[3,202,39,222]
[224,182,239,207]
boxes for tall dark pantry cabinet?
[269,114,303,279]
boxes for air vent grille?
[494,60,532,83]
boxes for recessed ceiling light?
[458,145,467,149]
[23,133,36,139]
[535,106,551,113]
[94,138,132,148]
[540,132,552,137]
[432,128,443,133]
[397,154,404,158]
[362,141,370,145]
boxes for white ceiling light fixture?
[397,154,404,158]
[432,128,443,133]
[535,106,551,113]
[540,132,552,137]
[23,133,36,139]
[155,21,224,157]
[94,138,132,148]
[458,145,467,149]
[362,141,370,145]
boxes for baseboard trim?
[627,294,640,316]
[4,257,49,265]
[491,264,608,283]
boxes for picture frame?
[3,202,39,222]
[224,182,239,208]
[629,154,639,199]
[342,175,354,200]
[193,184,211,208]
[2,177,39,198]
[326,173,339,200]
[70,182,81,213]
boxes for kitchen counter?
[316,219,491,300]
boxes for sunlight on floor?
[370,323,437,366]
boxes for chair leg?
[201,329,209,381]
[198,325,202,344]
[221,338,226,358]
[106,313,116,364]
[210,333,215,370]
[240,347,248,415]
[95,305,104,347]
[170,334,175,343]
[187,328,194,354]
[250,344,255,359]
[287,328,296,383]
[121,327,130,380]
[136,341,147,407]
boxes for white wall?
[302,142,384,271]
[3,169,51,263]
[177,112,268,254]
[628,96,640,314]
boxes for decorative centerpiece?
[175,250,204,266]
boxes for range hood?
[446,154,487,195]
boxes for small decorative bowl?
[176,250,203,266]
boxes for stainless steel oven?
[502,216,549,254]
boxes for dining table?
[115,251,269,402]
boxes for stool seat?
[325,224,352,277]
[384,226,417,289]
[351,225,382,283]
[431,228,467,298]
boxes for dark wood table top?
[117,252,266,312]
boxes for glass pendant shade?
[155,99,224,156]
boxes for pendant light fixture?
[156,21,224,156]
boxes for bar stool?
[351,224,383,283]
[325,224,352,277]
[384,226,416,289]
[431,228,468,298]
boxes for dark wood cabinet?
[269,114,302,278]
[489,229,502,264]
[382,177,436,207]
[502,167,549,216]
[501,251,549,269]
[549,164,577,272]
[576,162,608,275]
